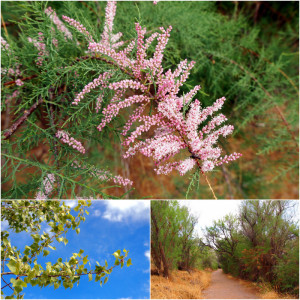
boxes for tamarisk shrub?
[63,1,242,198]
[1,200,132,299]
[1,1,242,199]
[1,1,135,199]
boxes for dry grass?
[151,269,211,299]
[235,277,298,300]
[223,273,298,299]
[258,287,298,299]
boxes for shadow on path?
[202,269,259,299]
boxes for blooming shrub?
[9,2,299,199]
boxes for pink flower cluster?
[56,130,86,154]
[62,15,95,42]
[72,161,133,187]
[72,72,111,105]
[45,7,73,40]
[94,169,132,187]
[65,1,241,179]
[28,33,48,66]
[36,173,55,200]
[97,95,150,132]
[15,79,24,86]
[1,37,10,51]
[101,1,123,49]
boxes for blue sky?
[1,200,150,299]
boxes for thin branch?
[228,57,299,151]
[3,97,43,140]
[197,160,217,200]
[79,1,98,15]
[221,165,234,199]
[239,45,299,95]
[73,55,134,78]
[3,74,38,87]
[1,276,14,291]
[1,14,8,37]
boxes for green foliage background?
[1,1,299,199]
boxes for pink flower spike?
[1,37,10,52]
[98,95,150,132]
[101,1,122,50]
[201,160,215,172]
[56,130,86,154]
[73,72,111,105]
[45,7,73,40]
[72,161,133,187]
[214,152,242,166]
[62,15,95,42]
[176,158,196,175]
[155,162,180,175]
[121,105,145,136]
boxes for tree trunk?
[151,209,169,278]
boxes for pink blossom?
[98,95,150,132]
[36,173,55,199]
[62,15,95,42]
[176,158,197,175]
[45,7,73,40]
[201,160,215,172]
[63,7,242,178]
[56,130,86,154]
[72,161,133,187]
[95,95,103,113]
[28,34,48,66]
[121,105,145,136]
[15,79,24,86]
[88,42,132,69]
[73,72,111,105]
[214,152,243,166]
[1,37,10,51]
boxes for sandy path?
[202,269,259,299]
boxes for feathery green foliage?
[1,1,298,199]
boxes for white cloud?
[45,227,52,234]
[178,200,242,238]
[93,209,101,217]
[102,200,149,223]
[144,250,150,261]
[64,200,77,208]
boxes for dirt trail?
[202,269,259,299]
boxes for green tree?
[151,200,182,277]
[239,200,298,284]
[204,200,299,296]
[1,200,131,299]
[151,200,218,277]
[205,214,243,275]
